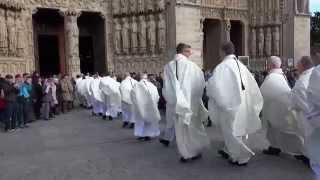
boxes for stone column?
[222,18,231,42]
[62,10,81,77]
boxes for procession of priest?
[74,42,320,178]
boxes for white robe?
[290,68,314,138]
[163,54,210,159]
[82,77,94,107]
[90,77,104,114]
[305,65,320,176]
[131,79,161,137]
[120,76,137,123]
[207,54,263,163]
[75,78,87,106]
[261,68,303,155]
[100,76,122,118]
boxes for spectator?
[60,75,74,112]
[32,76,43,120]
[19,76,32,127]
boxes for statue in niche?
[114,18,122,55]
[138,15,147,54]
[156,0,166,11]
[7,10,17,56]
[147,15,156,55]
[157,13,166,53]
[137,0,145,13]
[0,8,8,56]
[121,18,130,54]
[131,16,139,54]
[16,12,26,57]
[250,28,256,57]
[264,27,272,57]
[112,0,120,15]
[65,14,80,60]
[120,0,127,14]
[257,28,264,57]
[296,0,309,14]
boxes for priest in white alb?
[120,73,137,128]
[83,75,94,109]
[261,56,304,157]
[90,74,104,116]
[289,56,314,164]
[100,74,121,120]
[305,50,320,179]
[207,42,263,166]
[161,43,210,163]
[131,74,161,141]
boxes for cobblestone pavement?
[0,109,315,180]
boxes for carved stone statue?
[120,0,127,14]
[131,16,138,54]
[250,28,256,57]
[296,0,309,14]
[147,15,156,55]
[121,18,130,54]
[257,28,264,57]
[157,13,166,53]
[272,26,280,56]
[7,10,17,56]
[137,0,145,13]
[129,0,136,14]
[138,15,147,54]
[146,0,154,12]
[264,27,272,57]
[112,0,120,15]
[114,18,122,55]
[16,12,26,57]
[156,0,166,11]
[0,8,8,56]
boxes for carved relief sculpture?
[272,26,280,56]
[250,28,257,57]
[145,0,154,12]
[157,13,166,53]
[0,8,8,56]
[257,28,264,57]
[112,0,120,15]
[121,17,130,55]
[7,10,17,56]
[114,18,122,55]
[147,15,156,55]
[131,16,139,54]
[129,0,136,14]
[16,12,26,57]
[138,15,147,54]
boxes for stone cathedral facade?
[0,0,310,76]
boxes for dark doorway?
[230,21,244,56]
[38,35,60,76]
[33,8,65,76]
[79,36,94,74]
[78,12,106,75]
[203,19,222,71]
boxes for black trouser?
[4,101,17,131]
[17,97,32,126]
[33,100,42,120]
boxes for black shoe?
[294,155,310,166]
[122,122,129,128]
[98,113,103,116]
[144,137,151,141]
[102,116,107,120]
[218,150,230,159]
[159,139,170,147]
[263,147,281,156]
[137,137,144,141]
[191,154,202,161]
[180,157,190,163]
[129,123,134,129]
[207,119,212,127]
[109,116,113,121]
[228,160,248,167]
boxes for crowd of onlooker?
[0,72,76,132]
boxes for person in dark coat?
[32,77,43,120]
